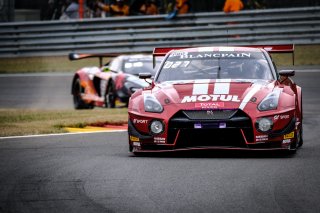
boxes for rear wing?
[69,53,119,67]
[152,47,188,68]
[152,44,295,66]
[250,44,295,65]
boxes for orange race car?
[70,53,161,109]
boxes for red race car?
[128,45,303,154]
[70,53,160,109]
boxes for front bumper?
[128,110,298,153]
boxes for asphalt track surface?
[0,73,74,109]
[0,69,320,212]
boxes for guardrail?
[0,6,319,57]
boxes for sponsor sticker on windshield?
[163,61,191,69]
[167,51,265,60]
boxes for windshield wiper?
[217,59,221,79]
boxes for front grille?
[182,110,237,120]
[167,109,254,147]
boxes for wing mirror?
[279,70,295,83]
[139,72,153,86]
[279,70,295,77]
[139,73,152,79]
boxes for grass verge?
[0,108,128,137]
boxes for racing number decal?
[163,61,190,69]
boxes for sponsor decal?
[219,122,227,128]
[250,97,257,102]
[181,95,240,103]
[282,139,291,144]
[133,119,148,124]
[130,136,140,142]
[195,102,224,109]
[274,114,290,121]
[194,123,202,129]
[154,137,166,144]
[178,53,251,59]
[133,142,141,147]
[169,51,188,57]
[284,131,294,139]
[163,61,190,69]
[256,135,268,142]
[280,115,290,119]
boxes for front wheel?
[105,81,116,108]
[73,78,93,109]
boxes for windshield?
[123,58,158,76]
[156,51,274,82]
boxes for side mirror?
[69,53,79,61]
[139,73,152,79]
[279,70,295,77]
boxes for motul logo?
[181,95,241,103]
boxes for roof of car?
[170,46,262,53]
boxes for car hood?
[151,79,277,110]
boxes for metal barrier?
[0,6,319,57]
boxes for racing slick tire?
[298,126,303,147]
[105,81,116,108]
[73,78,94,110]
[288,128,303,154]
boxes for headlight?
[150,120,164,135]
[144,94,163,113]
[256,118,273,133]
[258,90,281,111]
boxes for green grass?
[0,44,319,73]
[0,108,127,137]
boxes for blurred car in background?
[70,53,161,109]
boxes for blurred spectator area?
[5,0,320,22]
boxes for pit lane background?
[0,6,319,57]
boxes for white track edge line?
[0,129,127,140]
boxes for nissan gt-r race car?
[70,53,160,109]
[128,45,303,154]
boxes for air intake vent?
[182,110,237,120]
